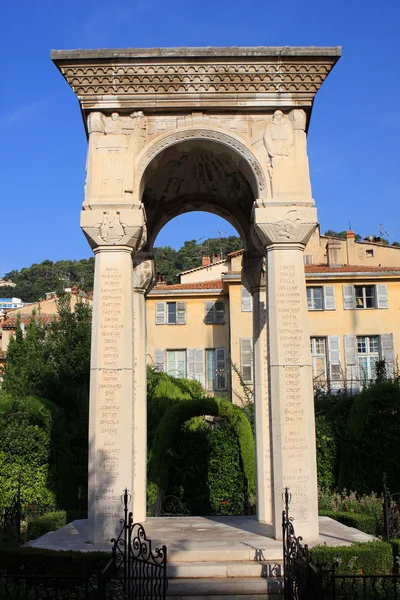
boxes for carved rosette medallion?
[81,208,146,251]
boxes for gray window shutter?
[215,348,227,391]
[156,302,166,324]
[381,333,394,377]
[177,302,186,324]
[342,286,355,310]
[344,335,358,386]
[215,301,225,324]
[324,286,336,310]
[187,348,195,380]
[241,286,253,312]
[240,338,253,383]
[204,301,214,324]
[195,348,205,387]
[155,349,165,372]
[376,284,388,309]
[327,336,341,389]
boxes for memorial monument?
[52,46,341,543]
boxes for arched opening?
[139,137,261,253]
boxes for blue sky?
[1,0,399,276]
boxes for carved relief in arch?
[134,127,269,200]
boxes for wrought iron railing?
[100,488,168,600]
[283,486,400,600]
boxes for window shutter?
[376,284,388,309]
[241,286,253,312]
[240,338,253,383]
[155,349,165,372]
[215,348,227,391]
[195,349,205,387]
[324,286,336,310]
[187,348,195,380]
[381,333,394,377]
[177,302,186,324]
[156,302,166,324]
[342,285,355,310]
[204,301,214,324]
[344,335,358,385]
[215,301,225,324]
[327,336,341,389]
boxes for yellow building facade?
[147,231,400,401]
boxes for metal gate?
[100,489,167,599]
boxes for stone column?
[253,205,319,540]
[131,253,155,522]
[242,253,273,524]
[81,207,145,543]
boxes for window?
[241,286,253,312]
[343,284,388,310]
[366,249,374,258]
[304,255,313,265]
[307,286,336,311]
[240,338,253,383]
[310,337,327,382]
[206,348,227,391]
[166,350,187,378]
[156,302,186,324]
[204,301,225,324]
[357,336,379,381]
[344,333,394,384]
[310,336,342,388]
[355,285,375,309]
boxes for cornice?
[52,46,341,112]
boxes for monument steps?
[166,575,283,597]
[167,559,283,578]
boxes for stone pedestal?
[254,206,319,540]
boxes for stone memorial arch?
[52,46,340,543]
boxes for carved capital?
[253,206,317,246]
[241,252,266,292]
[81,208,146,251]
[133,253,155,293]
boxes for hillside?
[0,236,242,303]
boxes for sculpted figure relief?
[263,110,294,167]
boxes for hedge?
[0,547,109,576]
[149,396,255,500]
[27,511,67,541]
[319,510,379,536]
[310,541,393,574]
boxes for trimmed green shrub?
[149,396,255,504]
[310,541,393,574]
[27,511,67,541]
[315,413,338,491]
[319,510,378,536]
[340,382,400,494]
[0,547,109,576]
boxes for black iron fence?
[283,487,400,600]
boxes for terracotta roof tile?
[226,249,244,258]
[2,315,57,329]
[153,279,223,291]
[305,264,400,273]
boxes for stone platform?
[26,516,374,599]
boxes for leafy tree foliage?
[2,236,243,301]
[2,295,92,504]
[323,229,362,242]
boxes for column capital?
[252,205,318,247]
[81,207,146,251]
[133,252,156,293]
[241,252,266,293]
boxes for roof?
[2,315,56,329]
[226,249,244,258]
[304,264,400,274]
[153,279,224,291]
[179,259,227,276]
